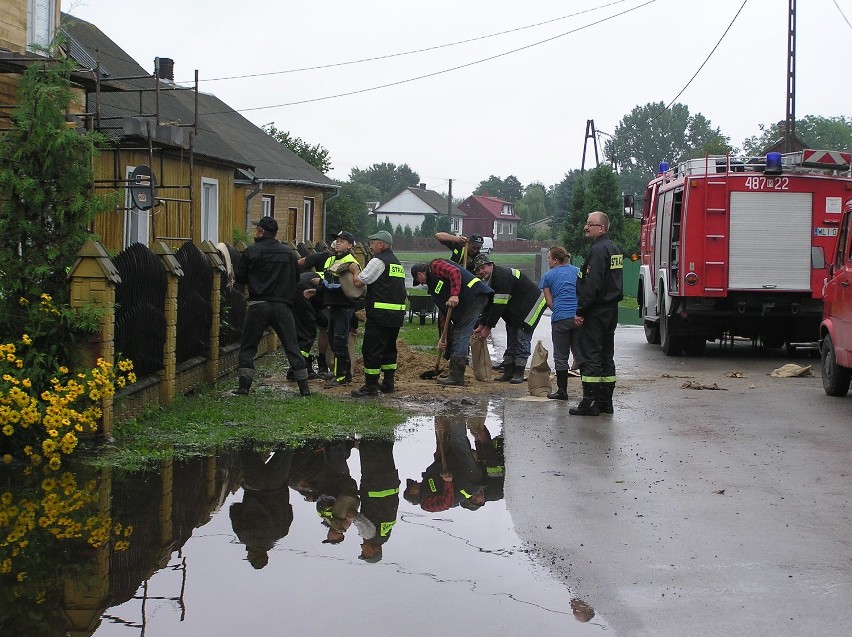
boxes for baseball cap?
[410,263,428,281]
[472,253,492,270]
[252,216,278,233]
[468,234,484,247]
[368,230,393,245]
[336,230,355,243]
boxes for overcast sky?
[61,0,851,197]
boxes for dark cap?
[252,216,278,234]
[367,230,393,245]
[468,234,484,247]
[472,253,492,270]
[336,230,355,243]
[410,263,428,281]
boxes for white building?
[372,184,465,234]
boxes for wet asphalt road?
[504,325,852,637]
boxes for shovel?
[420,304,453,380]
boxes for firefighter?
[232,216,310,397]
[434,231,483,271]
[571,211,623,416]
[471,253,547,384]
[411,259,494,386]
[348,230,407,397]
[300,231,362,386]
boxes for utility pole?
[447,178,453,231]
[580,119,600,173]
[784,0,796,153]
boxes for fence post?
[68,240,121,438]
[151,241,184,405]
[200,241,227,385]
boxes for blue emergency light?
[765,152,783,175]
[658,161,669,174]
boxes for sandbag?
[470,334,492,381]
[527,340,551,397]
[327,261,367,301]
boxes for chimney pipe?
[419,183,426,190]
[155,57,174,81]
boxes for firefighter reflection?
[403,415,488,512]
[357,438,400,563]
[229,445,294,569]
[467,417,505,503]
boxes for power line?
[832,0,852,29]
[203,0,656,116]
[647,0,748,124]
[188,0,635,84]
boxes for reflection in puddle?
[0,402,607,636]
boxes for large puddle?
[1,402,610,636]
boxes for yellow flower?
[2,454,12,464]
[58,366,68,374]
[15,360,22,369]
[21,379,31,388]
[2,424,13,436]
[21,334,32,345]
[18,297,29,306]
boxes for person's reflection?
[403,415,487,512]
[305,440,360,544]
[357,438,400,563]
[468,419,505,503]
[229,446,294,569]
[570,597,595,622]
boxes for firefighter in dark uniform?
[411,259,494,386]
[434,231,483,272]
[349,230,407,397]
[300,231,362,386]
[471,253,547,384]
[233,216,310,397]
[357,438,400,563]
[571,211,623,416]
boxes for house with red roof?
[458,195,521,241]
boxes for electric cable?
[202,0,656,115]
[832,0,852,29]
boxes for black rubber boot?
[495,363,515,382]
[509,359,527,384]
[297,378,312,397]
[599,382,614,414]
[317,354,332,380]
[325,355,352,387]
[379,370,396,394]
[230,375,251,396]
[438,357,466,386]
[547,370,569,400]
[351,375,379,398]
[569,382,600,416]
[305,355,318,380]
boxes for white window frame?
[451,216,460,233]
[508,223,514,235]
[27,0,56,53]
[302,198,314,242]
[123,165,150,248]
[261,195,274,218]
[201,178,220,243]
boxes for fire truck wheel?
[821,334,851,397]
[660,311,683,357]
[644,320,660,344]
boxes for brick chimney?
[419,183,426,190]
[154,57,174,81]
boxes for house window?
[493,221,498,236]
[501,204,514,216]
[302,198,314,242]
[451,216,460,233]
[123,166,150,248]
[201,178,219,243]
[508,224,514,235]
[261,195,274,218]
[27,0,56,52]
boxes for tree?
[560,165,639,257]
[418,213,437,237]
[326,180,382,240]
[473,175,524,203]
[549,170,581,232]
[349,162,420,203]
[0,57,112,310]
[515,184,548,239]
[604,102,731,198]
[263,124,332,173]
[741,115,852,155]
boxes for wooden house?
[58,13,337,252]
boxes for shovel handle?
[435,304,453,370]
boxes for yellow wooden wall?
[92,147,236,253]
[0,0,28,52]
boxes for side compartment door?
[832,210,852,354]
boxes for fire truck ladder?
[701,155,730,294]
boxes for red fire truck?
[820,197,852,396]
[634,149,852,356]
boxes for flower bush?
[1,294,135,471]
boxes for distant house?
[372,184,464,234]
[55,13,337,251]
[458,195,521,240]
